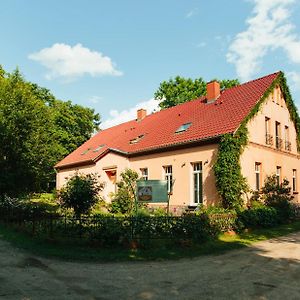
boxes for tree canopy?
[154,76,239,109]
[0,66,100,196]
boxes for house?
[55,71,300,211]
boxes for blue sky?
[1,0,300,128]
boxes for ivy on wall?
[214,72,300,209]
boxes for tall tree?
[154,76,239,109]
[0,67,100,196]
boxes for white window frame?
[255,163,261,191]
[140,168,148,181]
[293,169,297,192]
[275,121,281,149]
[164,165,173,193]
[276,166,281,185]
[192,162,203,205]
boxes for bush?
[194,205,237,232]
[237,207,280,229]
[109,169,139,215]
[261,175,294,221]
[58,172,104,217]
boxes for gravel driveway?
[1,232,300,300]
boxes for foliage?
[0,195,22,210]
[214,71,300,209]
[109,169,139,214]
[0,66,100,196]
[150,207,168,216]
[154,76,239,109]
[261,175,294,220]
[58,173,104,217]
[194,205,237,232]
[195,204,234,214]
[213,131,249,209]
[2,219,300,262]
[237,207,280,229]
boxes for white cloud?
[196,42,207,48]
[29,43,123,80]
[101,98,160,129]
[287,71,300,91]
[186,8,198,19]
[227,0,300,81]
[89,96,102,104]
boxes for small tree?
[110,169,139,214]
[58,172,104,217]
[260,175,293,220]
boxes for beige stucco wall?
[241,86,300,202]
[56,152,130,202]
[56,144,220,208]
[129,144,220,207]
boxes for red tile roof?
[55,72,280,169]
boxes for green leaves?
[109,168,139,215]
[154,76,240,109]
[0,66,101,196]
[58,172,104,217]
[214,132,248,210]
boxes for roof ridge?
[224,71,281,92]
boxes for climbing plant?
[214,72,300,209]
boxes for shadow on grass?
[0,221,300,263]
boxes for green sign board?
[136,180,168,203]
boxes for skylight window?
[93,144,105,152]
[130,134,145,144]
[175,122,192,133]
[81,148,91,155]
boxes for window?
[140,168,148,181]
[175,122,192,133]
[255,163,261,191]
[192,162,203,204]
[276,166,281,185]
[93,144,105,152]
[129,134,145,144]
[164,166,173,193]
[81,148,91,155]
[284,126,291,151]
[265,117,272,145]
[293,169,297,192]
[275,121,282,149]
[104,168,117,192]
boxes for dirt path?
[1,232,300,300]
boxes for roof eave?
[128,134,223,157]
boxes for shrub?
[194,205,237,232]
[109,169,139,215]
[237,207,280,229]
[261,175,294,221]
[58,172,104,217]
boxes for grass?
[1,221,300,262]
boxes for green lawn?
[1,221,300,262]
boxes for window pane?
[192,163,202,204]
[256,173,260,190]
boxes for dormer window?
[175,122,192,133]
[129,134,144,144]
[81,148,91,155]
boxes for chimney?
[137,108,147,121]
[206,80,220,103]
